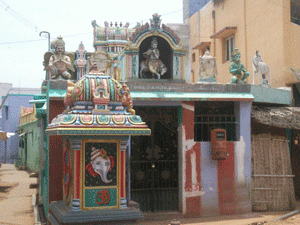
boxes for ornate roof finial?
[150,13,161,30]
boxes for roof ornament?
[150,13,161,30]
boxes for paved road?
[0,164,35,225]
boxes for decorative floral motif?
[61,114,77,125]
[80,115,94,125]
[96,115,110,125]
[128,115,145,125]
[112,115,125,125]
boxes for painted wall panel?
[200,142,219,216]
[48,100,65,203]
[234,101,252,214]
[218,142,236,215]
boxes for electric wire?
[0,0,40,32]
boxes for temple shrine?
[29,13,292,224]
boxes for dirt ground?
[0,164,35,225]
[139,211,300,225]
[1,163,300,225]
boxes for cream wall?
[190,2,214,82]
[189,0,300,88]
[213,0,246,84]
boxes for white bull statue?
[252,51,270,87]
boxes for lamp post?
[39,31,50,51]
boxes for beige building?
[189,0,300,87]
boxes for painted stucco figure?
[229,48,249,84]
[140,37,167,79]
[85,147,114,184]
[252,51,270,87]
[44,36,75,80]
[198,50,217,83]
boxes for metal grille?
[194,115,237,141]
[130,107,179,212]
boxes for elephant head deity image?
[85,147,115,184]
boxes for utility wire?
[0,0,40,32]
[0,8,183,46]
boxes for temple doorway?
[130,106,179,212]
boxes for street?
[1,164,300,225]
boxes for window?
[291,0,300,26]
[5,107,8,120]
[192,53,196,62]
[226,35,235,61]
[194,101,237,142]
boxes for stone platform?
[49,201,143,225]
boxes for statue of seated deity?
[43,36,75,80]
[140,37,167,79]
[229,48,249,84]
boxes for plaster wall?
[48,100,65,204]
[1,95,35,163]
[180,100,251,216]
[190,2,214,83]
[167,23,190,81]
[18,120,40,173]
[189,0,300,88]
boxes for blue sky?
[0,0,183,88]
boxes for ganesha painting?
[85,142,117,187]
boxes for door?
[130,106,179,212]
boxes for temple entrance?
[130,106,179,212]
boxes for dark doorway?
[291,129,300,199]
[139,36,173,80]
[130,106,179,212]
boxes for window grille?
[194,101,237,141]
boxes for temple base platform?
[48,201,144,225]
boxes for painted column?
[71,139,81,211]
[181,102,202,216]
[234,101,252,214]
[120,140,127,208]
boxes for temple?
[27,13,293,224]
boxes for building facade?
[1,92,40,163]
[26,12,295,223]
[189,0,300,87]
[18,106,40,173]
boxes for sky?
[0,0,183,89]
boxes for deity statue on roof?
[198,50,217,83]
[229,48,249,84]
[140,37,167,79]
[43,36,75,80]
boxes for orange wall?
[189,0,300,88]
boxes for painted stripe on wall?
[218,142,236,215]
[185,142,201,216]
[182,101,203,216]
[201,142,219,216]
[234,101,252,214]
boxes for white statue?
[252,51,270,87]
[198,50,217,83]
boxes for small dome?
[64,64,134,115]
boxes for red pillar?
[71,139,82,210]
[120,140,127,208]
